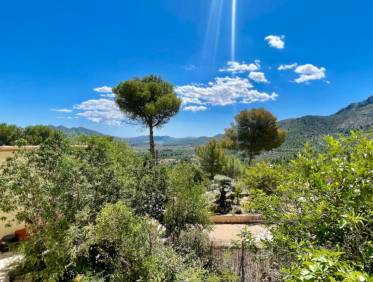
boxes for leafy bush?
[0,123,63,145]
[245,132,373,278]
[221,155,245,179]
[173,225,212,266]
[76,202,192,281]
[1,137,237,280]
[0,123,23,145]
[69,203,234,281]
[129,160,169,221]
[0,136,139,279]
[196,140,226,179]
[164,163,210,237]
[239,161,285,195]
[283,248,371,282]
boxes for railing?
[211,247,280,282]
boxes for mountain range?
[51,95,373,159]
[277,95,373,150]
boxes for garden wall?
[0,147,35,238]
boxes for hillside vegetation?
[260,95,373,161]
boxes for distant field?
[132,145,195,160]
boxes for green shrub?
[196,140,226,179]
[239,161,285,195]
[129,161,169,221]
[0,136,139,279]
[221,155,245,179]
[247,132,373,277]
[173,225,212,266]
[164,163,210,237]
[283,249,371,282]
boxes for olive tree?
[113,75,181,158]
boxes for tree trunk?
[248,150,254,166]
[248,155,252,166]
[149,126,156,159]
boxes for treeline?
[0,123,62,146]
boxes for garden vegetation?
[0,76,371,281]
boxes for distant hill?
[49,125,104,136]
[49,95,373,160]
[49,126,218,147]
[261,95,373,161]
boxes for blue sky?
[0,0,372,137]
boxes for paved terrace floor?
[208,215,270,248]
[0,252,22,282]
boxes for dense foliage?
[222,108,286,165]
[0,136,236,281]
[245,132,373,280]
[129,160,169,221]
[1,101,372,281]
[196,140,244,180]
[164,163,210,237]
[0,123,62,145]
[239,162,285,195]
[196,140,226,179]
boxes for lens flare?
[202,0,224,64]
[231,0,237,61]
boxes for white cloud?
[74,98,125,125]
[51,108,72,113]
[183,105,208,112]
[249,71,269,83]
[241,90,278,104]
[93,86,116,98]
[294,64,326,84]
[176,76,277,110]
[219,61,260,73]
[265,35,285,49]
[94,86,113,93]
[99,93,115,98]
[181,96,204,105]
[278,63,298,71]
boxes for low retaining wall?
[210,214,265,224]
